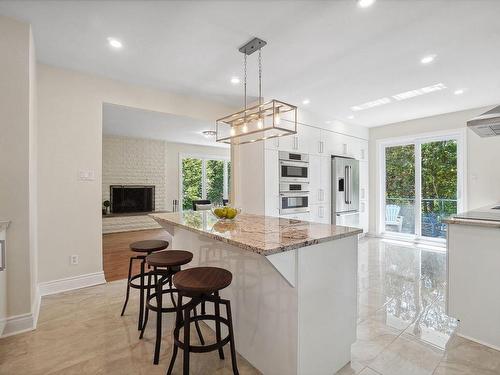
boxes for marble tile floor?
[0,237,499,375]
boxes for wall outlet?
[70,255,79,265]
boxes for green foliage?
[182,158,202,210]
[385,140,458,220]
[206,160,225,204]
[385,144,415,204]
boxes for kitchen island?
[443,205,500,351]
[150,211,362,375]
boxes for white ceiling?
[1,1,500,127]
[102,103,228,148]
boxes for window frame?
[178,152,230,210]
[377,128,467,244]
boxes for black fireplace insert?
[110,185,155,214]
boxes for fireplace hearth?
[110,185,155,214]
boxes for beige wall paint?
[369,106,500,234]
[37,64,236,283]
[0,15,37,318]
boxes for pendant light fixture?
[216,38,297,145]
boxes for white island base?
[157,223,358,375]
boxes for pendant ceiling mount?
[216,37,297,145]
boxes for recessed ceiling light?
[325,120,332,124]
[347,115,355,120]
[107,37,123,49]
[357,0,376,8]
[230,76,240,85]
[454,89,465,95]
[202,130,216,138]
[420,54,436,64]
[302,99,310,105]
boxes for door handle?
[0,240,5,271]
[344,166,350,204]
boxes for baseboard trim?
[456,333,500,352]
[0,312,35,338]
[38,271,106,296]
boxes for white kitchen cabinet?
[297,125,321,155]
[320,156,331,204]
[310,203,331,224]
[264,136,280,150]
[359,161,369,202]
[278,124,321,154]
[264,149,280,217]
[321,130,344,156]
[308,155,321,205]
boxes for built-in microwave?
[279,151,309,183]
[279,192,310,214]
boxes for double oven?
[279,151,310,214]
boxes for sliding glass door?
[381,133,463,241]
[181,155,230,210]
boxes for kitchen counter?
[150,211,362,256]
[443,205,500,228]
[151,210,360,374]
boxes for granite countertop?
[150,211,362,256]
[443,204,500,228]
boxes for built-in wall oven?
[279,152,310,214]
[279,151,309,183]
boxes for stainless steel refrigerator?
[331,156,360,227]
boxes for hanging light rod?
[216,37,297,145]
[238,37,267,55]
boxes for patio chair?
[386,204,403,232]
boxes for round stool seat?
[173,267,232,294]
[130,240,169,253]
[146,250,193,268]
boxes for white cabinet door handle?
[319,206,325,218]
[293,136,299,150]
[342,143,348,155]
[361,148,365,160]
[319,141,324,153]
[0,240,5,271]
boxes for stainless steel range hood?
[467,105,500,137]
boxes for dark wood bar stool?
[167,266,239,375]
[139,250,205,365]
[120,239,169,330]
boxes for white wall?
[369,106,500,234]
[37,64,236,283]
[0,16,37,322]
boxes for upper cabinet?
[319,130,368,161]
[270,124,322,155]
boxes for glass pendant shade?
[216,99,297,145]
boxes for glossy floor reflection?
[1,237,499,375]
[340,237,500,375]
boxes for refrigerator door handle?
[344,166,350,204]
[350,165,353,204]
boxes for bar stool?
[167,266,239,375]
[139,250,205,365]
[120,239,169,330]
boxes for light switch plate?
[79,169,96,181]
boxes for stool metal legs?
[120,256,136,317]
[167,293,239,375]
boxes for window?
[380,131,464,241]
[180,155,230,210]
